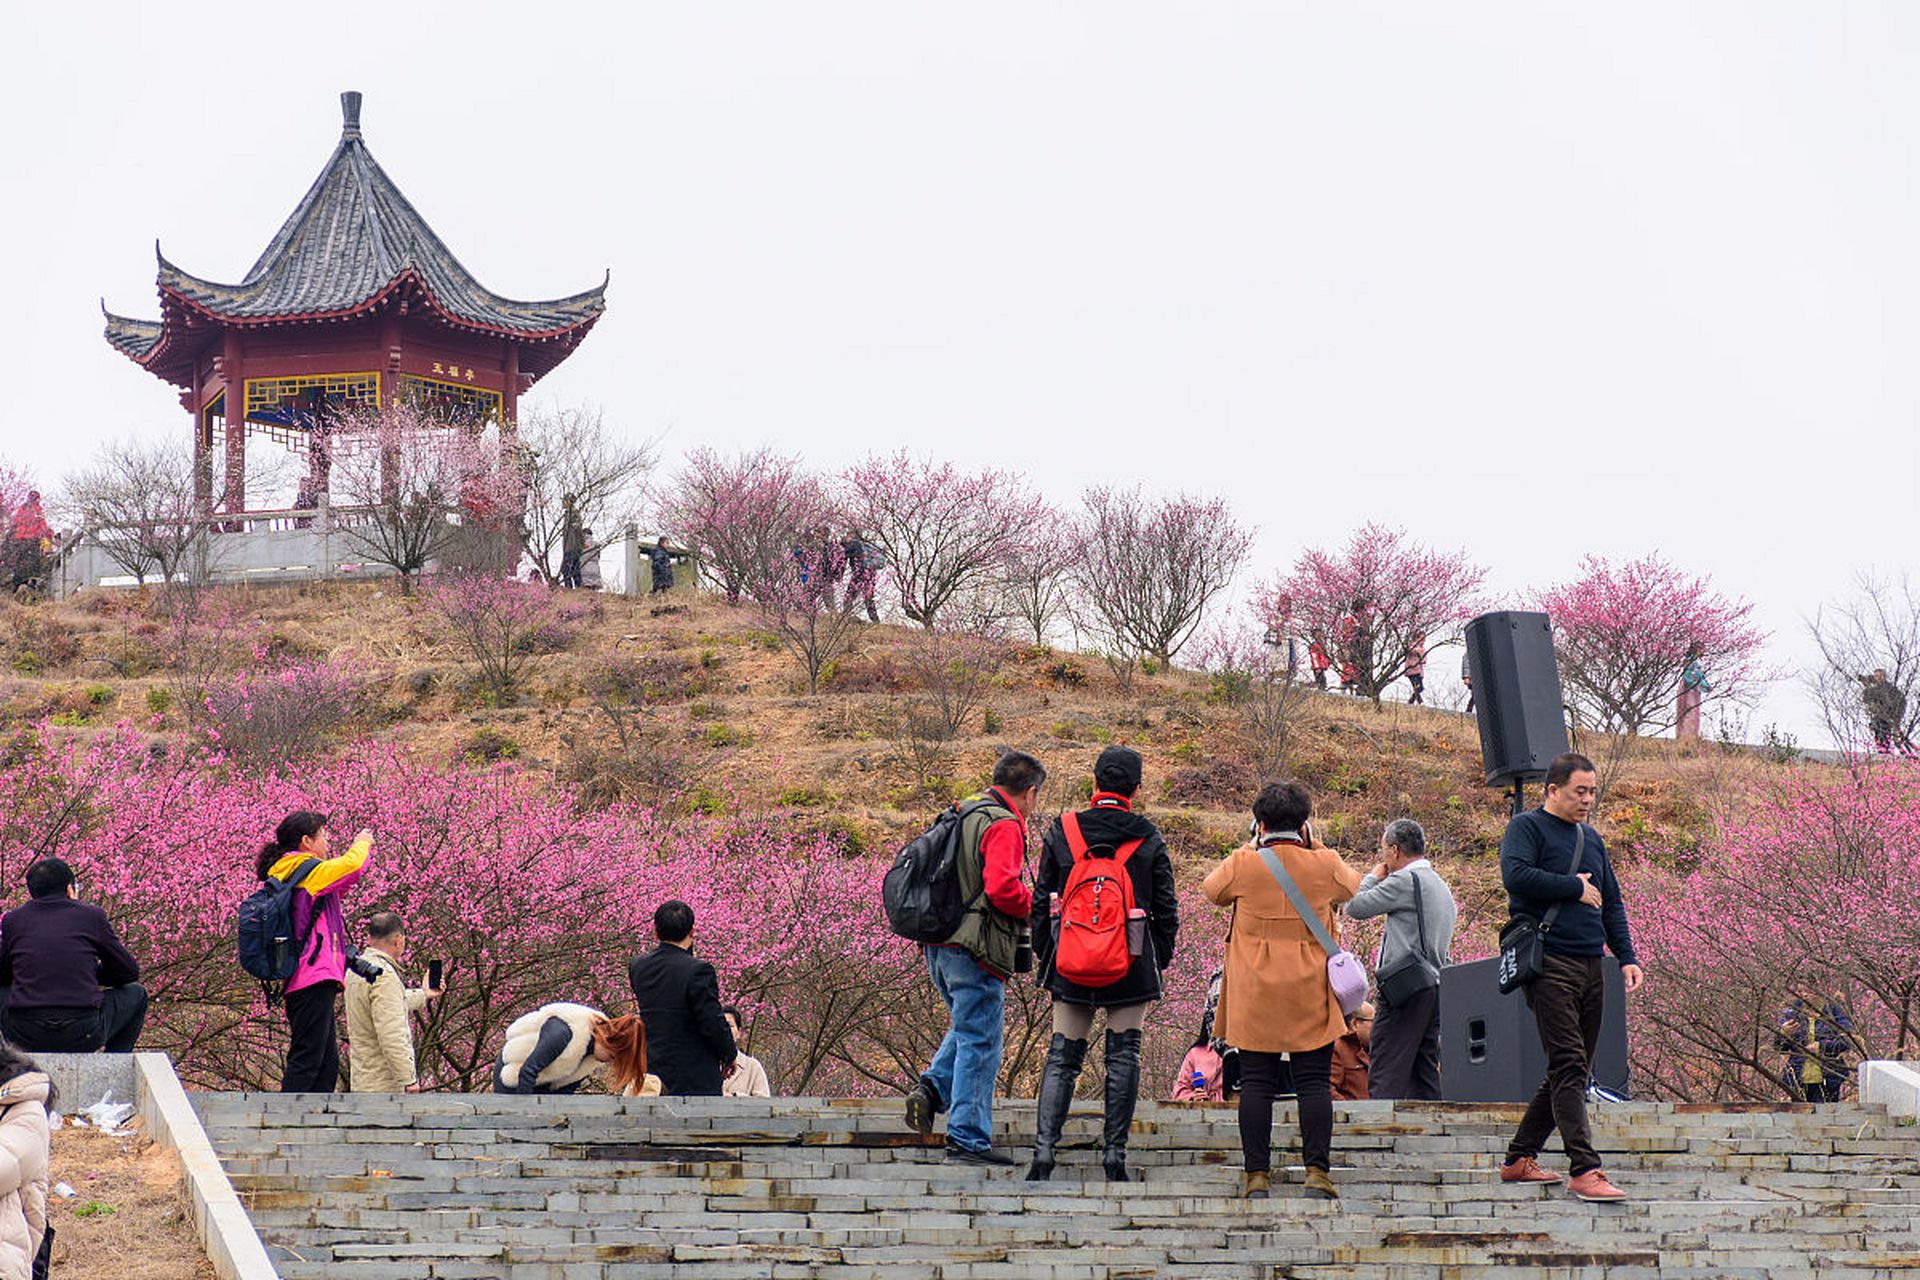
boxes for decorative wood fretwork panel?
[242,373,381,446]
[396,373,503,423]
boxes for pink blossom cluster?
[200,650,366,768]
[1626,761,1920,1098]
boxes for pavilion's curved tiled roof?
[103,92,605,386]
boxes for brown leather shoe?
[1500,1156,1563,1184]
[1240,1170,1270,1199]
[1303,1168,1338,1200]
[1568,1169,1626,1202]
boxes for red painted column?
[221,331,246,513]
[502,342,520,427]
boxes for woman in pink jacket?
[256,811,371,1092]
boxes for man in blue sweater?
[1497,752,1643,1203]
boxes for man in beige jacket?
[344,912,440,1093]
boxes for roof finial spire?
[341,91,363,140]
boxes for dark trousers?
[1407,673,1425,705]
[0,984,148,1053]
[1507,952,1605,1174]
[1238,1044,1333,1174]
[282,982,341,1093]
[1369,985,1442,1101]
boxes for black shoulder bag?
[1376,869,1441,1007]
[1497,818,1585,995]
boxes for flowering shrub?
[425,574,575,704]
[0,723,1230,1096]
[200,653,365,769]
[1628,762,1920,1100]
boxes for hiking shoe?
[1568,1169,1626,1202]
[1303,1168,1338,1200]
[903,1082,936,1136]
[944,1140,1016,1167]
[1240,1170,1270,1200]
[1500,1156,1563,1185]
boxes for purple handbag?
[1256,843,1370,1017]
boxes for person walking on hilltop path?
[1346,819,1456,1101]
[559,494,585,589]
[1405,634,1427,705]
[1497,752,1644,1203]
[1026,746,1179,1183]
[257,812,371,1094]
[1677,643,1709,740]
[1860,669,1910,753]
[904,751,1045,1167]
[1203,781,1364,1201]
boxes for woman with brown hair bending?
[494,1003,662,1097]
[1203,781,1362,1200]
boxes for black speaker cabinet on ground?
[1438,955,1631,1102]
[1466,610,1570,786]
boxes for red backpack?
[1053,811,1146,988]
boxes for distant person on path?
[1677,643,1708,740]
[1027,746,1179,1183]
[257,812,371,1093]
[903,751,1046,1167]
[0,1040,53,1279]
[4,490,51,591]
[1775,998,1858,1104]
[1462,651,1474,714]
[1309,640,1331,690]
[577,529,602,591]
[1497,752,1643,1203]
[1859,669,1909,753]
[720,1006,772,1098]
[842,530,882,622]
[0,858,147,1054]
[1203,780,1363,1201]
[627,900,737,1096]
[1330,1003,1372,1101]
[1338,660,1358,695]
[494,1004,660,1096]
[1346,819,1456,1101]
[343,911,441,1093]
[1405,634,1426,705]
[648,536,676,595]
[559,494,585,589]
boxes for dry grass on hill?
[1,581,1814,952]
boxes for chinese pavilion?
[103,91,606,512]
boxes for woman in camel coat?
[1203,780,1363,1200]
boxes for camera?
[1013,927,1035,974]
[347,950,383,982]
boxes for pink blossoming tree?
[656,447,828,606]
[1272,524,1487,705]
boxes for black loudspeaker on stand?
[1438,956,1632,1102]
[1465,610,1570,806]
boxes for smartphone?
[427,960,444,989]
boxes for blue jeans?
[921,945,1005,1152]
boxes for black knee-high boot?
[1028,1032,1088,1181]
[1103,1028,1143,1182]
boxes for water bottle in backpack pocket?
[1052,811,1146,988]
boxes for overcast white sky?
[6,2,1917,747]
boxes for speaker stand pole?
[1509,781,1525,817]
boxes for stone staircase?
[192,1092,1920,1279]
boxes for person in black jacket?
[1026,746,1179,1182]
[627,900,737,1096]
[0,859,147,1052]
[1496,752,1644,1204]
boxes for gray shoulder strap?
[1255,844,1340,959]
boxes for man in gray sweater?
[1345,819,1456,1100]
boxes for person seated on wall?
[493,1003,660,1097]
[0,858,148,1054]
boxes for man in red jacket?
[904,751,1045,1166]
